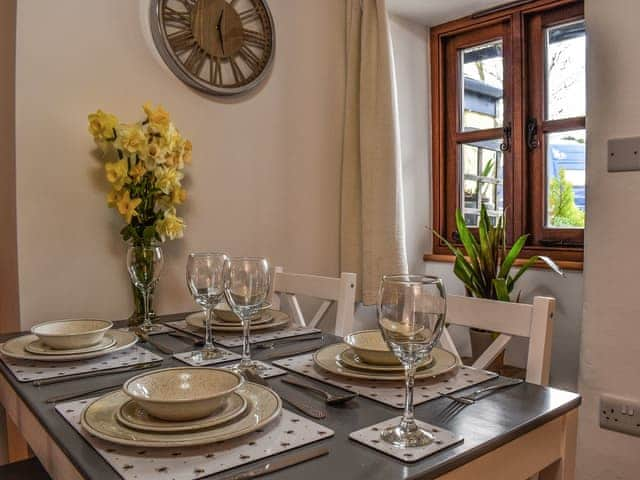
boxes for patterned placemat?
[273,354,497,408]
[0,346,162,383]
[350,417,462,462]
[173,348,241,366]
[165,320,321,348]
[56,399,333,480]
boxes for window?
[431,0,585,263]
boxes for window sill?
[423,253,583,272]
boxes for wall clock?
[150,0,275,97]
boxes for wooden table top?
[0,313,581,480]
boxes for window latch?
[526,117,539,149]
[500,123,512,152]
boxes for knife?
[33,360,163,386]
[243,368,326,419]
[262,342,324,361]
[218,446,329,480]
[46,383,122,403]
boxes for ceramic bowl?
[214,302,271,323]
[30,319,113,350]
[344,329,400,365]
[123,367,244,421]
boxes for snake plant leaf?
[432,229,484,288]
[498,234,529,279]
[508,255,539,291]
[454,209,483,276]
[537,256,565,277]
[454,258,483,298]
[492,278,511,302]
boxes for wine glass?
[186,252,229,360]
[377,274,447,448]
[223,257,271,373]
[127,244,165,333]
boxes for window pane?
[460,40,504,132]
[546,20,586,121]
[546,129,586,228]
[460,139,504,227]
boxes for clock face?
[150,0,275,97]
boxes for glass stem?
[142,288,151,330]
[204,307,214,351]
[400,363,418,433]
[240,316,252,366]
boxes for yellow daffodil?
[105,158,130,191]
[115,123,146,155]
[155,166,183,195]
[88,109,118,142]
[171,187,187,205]
[129,161,146,183]
[143,102,171,129]
[116,190,142,224]
[183,140,192,165]
[155,208,185,241]
[106,189,121,208]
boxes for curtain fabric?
[341,0,408,305]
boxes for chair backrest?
[439,295,555,385]
[271,267,357,337]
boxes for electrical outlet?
[600,394,640,437]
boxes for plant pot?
[469,328,505,374]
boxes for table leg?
[539,408,578,480]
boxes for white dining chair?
[270,267,357,337]
[438,295,555,385]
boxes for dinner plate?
[338,348,434,373]
[24,334,116,356]
[0,330,138,362]
[116,392,247,433]
[313,343,458,381]
[187,310,273,327]
[81,383,282,447]
[186,310,289,332]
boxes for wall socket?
[600,394,640,437]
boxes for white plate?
[25,334,116,356]
[186,310,290,332]
[81,383,282,447]
[338,348,434,373]
[0,330,138,362]
[116,392,247,433]
[188,310,273,326]
[313,343,458,381]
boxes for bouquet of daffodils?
[88,103,190,245]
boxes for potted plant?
[434,205,564,368]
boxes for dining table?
[0,312,580,480]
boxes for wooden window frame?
[429,0,584,264]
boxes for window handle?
[500,123,512,152]
[526,117,539,149]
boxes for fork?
[254,334,323,350]
[440,378,524,405]
[281,376,357,405]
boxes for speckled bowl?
[30,319,113,350]
[123,367,244,421]
[344,329,400,365]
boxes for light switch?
[608,137,640,172]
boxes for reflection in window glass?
[461,40,504,132]
[546,129,586,228]
[460,139,504,226]
[546,21,586,120]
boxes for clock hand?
[217,10,225,56]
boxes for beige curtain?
[341,0,408,305]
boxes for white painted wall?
[14,0,345,329]
[577,1,640,477]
